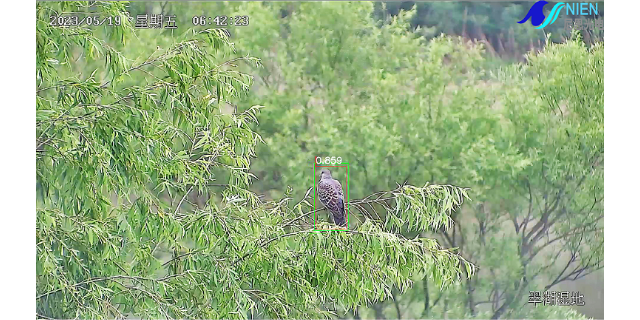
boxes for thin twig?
[174,186,194,216]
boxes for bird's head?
[320,169,332,179]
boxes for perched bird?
[317,169,347,227]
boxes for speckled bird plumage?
[317,169,347,227]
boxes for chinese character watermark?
[134,14,148,28]
[565,17,604,32]
[528,291,586,307]
[133,13,178,29]
[164,15,178,29]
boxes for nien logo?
[518,1,599,29]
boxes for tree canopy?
[36,2,475,319]
[36,1,603,319]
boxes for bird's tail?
[333,202,347,227]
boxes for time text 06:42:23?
[192,15,249,27]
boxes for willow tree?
[36,2,473,319]
[219,2,602,319]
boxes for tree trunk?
[372,302,386,319]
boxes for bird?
[317,169,347,227]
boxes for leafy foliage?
[378,1,604,60]
[225,2,602,319]
[36,2,474,319]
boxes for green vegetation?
[36,2,603,319]
[379,1,604,59]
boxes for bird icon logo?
[518,1,566,29]
[518,0,549,26]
